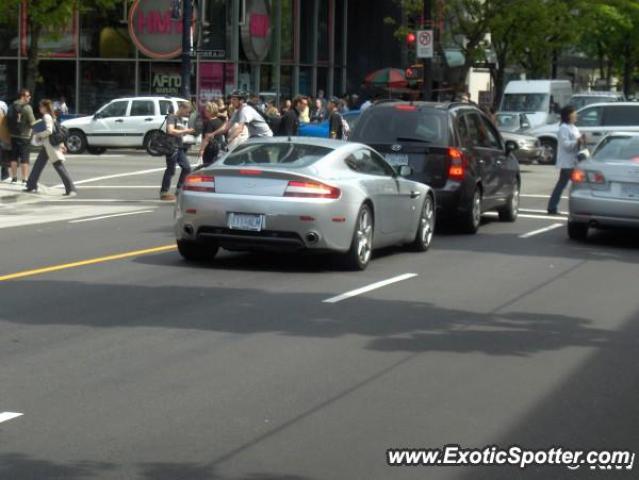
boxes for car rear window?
[593,136,639,161]
[353,107,449,144]
[222,143,333,168]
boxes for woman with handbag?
[198,102,226,167]
[24,99,77,196]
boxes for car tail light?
[239,169,263,175]
[571,169,606,184]
[184,174,215,192]
[284,180,341,199]
[586,171,606,184]
[448,147,466,181]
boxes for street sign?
[416,30,433,59]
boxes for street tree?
[0,0,120,96]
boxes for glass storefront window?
[80,3,133,58]
[0,8,19,56]
[318,0,329,62]
[299,0,314,64]
[335,0,344,66]
[299,66,312,95]
[281,0,294,61]
[0,61,18,101]
[34,60,76,111]
[260,64,274,93]
[280,66,293,101]
[317,67,327,97]
[201,0,228,60]
[334,67,344,96]
[80,61,135,113]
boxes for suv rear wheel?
[66,130,87,154]
[459,187,482,234]
[498,181,519,222]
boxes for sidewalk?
[0,179,65,204]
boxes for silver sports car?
[175,137,435,270]
[568,132,639,240]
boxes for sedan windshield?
[222,143,333,168]
[593,136,639,162]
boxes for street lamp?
[170,0,193,100]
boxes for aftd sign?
[129,0,194,59]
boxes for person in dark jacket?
[327,97,345,140]
[277,96,306,136]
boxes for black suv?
[351,102,520,233]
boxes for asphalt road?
[1,153,638,480]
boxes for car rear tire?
[409,194,435,251]
[459,187,482,234]
[498,182,520,222]
[66,130,87,154]
[87,146,107,155]
[177,240,219,262]
[567,221,588,241]
[540,138,557,165]
[343,204,374,270]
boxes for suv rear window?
[353,107,449,145]
[222,143,332,168]
[604,106,639,126]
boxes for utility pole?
[422,0,433,101]
[181,0,193,100]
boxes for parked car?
[501,131,546,164]
[530,102,639,164]
[61,96,191,154]
[568,92,624,110]
[495,112,532,133]
[499,80,572,129]
[350,102,521,233]
[175,137,435,270]
[568,132,639,240]
[298,111,361,137]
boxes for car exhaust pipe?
[305,232,319,244]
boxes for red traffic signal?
[406,32,416,45]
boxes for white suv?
[62,96,191,154]
[529,102,639,164]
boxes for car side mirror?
[94,112,103,120]
[505,140,518,155]
[397,165,413,177]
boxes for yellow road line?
[0,244,177,282]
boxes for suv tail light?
[448,147,466,181]
[184,174,215,192]
[284,180,341,199]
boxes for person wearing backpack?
[327,97,349,140]
[24,99,76,196]
[7,89,36,184]
[0,99,10,181]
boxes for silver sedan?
[568,132,639,240]
[175,137,435,270]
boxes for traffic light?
[406,32,416,45]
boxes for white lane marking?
[323,273,418,304]
[484,212,568,221]
[0,206,153,229]
[519,223,564,238]
[520,208,569,215]
[0,412,23,424]
[52,167,165,188]
[69,209,155,223]
[521,194,568,199]
[43,199,169,204]
[53,163,199,188]
[74,186,158,189]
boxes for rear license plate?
[228,213,264,231]
[621,183,639,197]
[384,153,409,166]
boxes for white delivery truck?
[498,80,573,129]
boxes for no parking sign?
[417,30,433,59]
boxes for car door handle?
[144,118,154,121]
[478,159,485,165]
[115,119,124,123]
[410,190,421,199]
[496,159,503,166]
[592,132,602,136]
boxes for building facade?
[0,0,378,113]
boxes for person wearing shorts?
[9,89,36,184]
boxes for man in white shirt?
[0,100,9,181]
